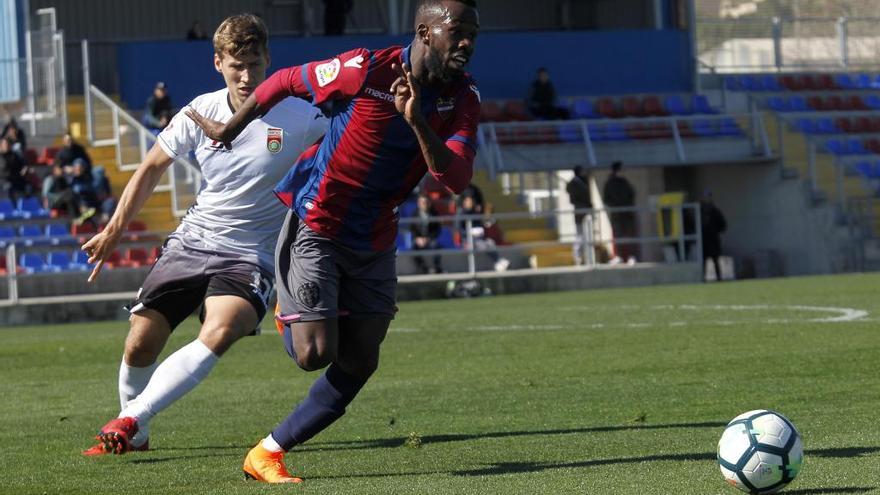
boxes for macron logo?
[364,86,395,103]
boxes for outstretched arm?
[81,143,173,282]
[185,94,263,146]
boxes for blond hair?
[213,14,268,59]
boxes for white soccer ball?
[717,410,804,494]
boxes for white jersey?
[157,88,327,271]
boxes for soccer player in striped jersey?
[187,0,480,483]
[81,14,327,456]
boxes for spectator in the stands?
[603,161,637,264]
[70,160,98,223]
[527,67,570,120]
[459,182,484,214]
[323,0,354,35]
[144,81,174,131]
[56,132,93,178]
[2,116,27,156]
[410,194,443,274]
[92,166,117,223]
[0,137,29,200]
[459,194,509,271]
[566,165,592,265]
[186,20,208,40]
[42,162,81,217]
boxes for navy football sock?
[271,364,367,450]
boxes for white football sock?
[262,433,284,453]
[118,359,158,410]
[120,339,218,424]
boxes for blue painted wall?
[117,30,692,110]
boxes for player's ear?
[214,53,223,73]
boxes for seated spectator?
[42,162,81,217]
[92,166,117,223]
[458,182,484,214]
[2,116,27,156]
[70,160,98,224]
[458,195,509,271]
[410,194,443,274]
[144,81,174,131]
[0,137,30,200]
[186,20,208,40]
[56,133,93,178]
[527,67,570,120]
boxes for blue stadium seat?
[18,224,49,246]
[789,96,810,112]
[855,73,873,89]
[19,253,47,274]
[398,199,418,219]
[571,98,598,119]
[692,95,717,114]
[723,76,739,91]
[691,120,718,137]
[847,138,868,155]
[436,227,457,249]
[0,225,15,248]
[738,75,760,91]
[45,223,75,246]
[760,75,782,91]
[853,161,878,178]
[795,119,816,134]
[588,123,628,142]
[0,199,19,220]
[825,139,847,155]
[835,74,855,89]
[16,197,49,219]
[664,95,690,115]
[558,124,584,143]
[864,95,880,110]
[719,118,743,136]
[395,231,412,251]
[46,252,75,272]
[766,96,789,112]
[816,118,838,134]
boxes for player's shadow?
[809,446,880,458]
[785,489,876,494]
[303,420,728,452]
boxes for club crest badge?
[315,58,341,87]
[436,97,456,120]
[267,127,283,153]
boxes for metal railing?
[699,16,880,73]
[477,113,771,179]
[81,39,201,218]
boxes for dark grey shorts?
[129,235,274,330]
[274,211,397,325]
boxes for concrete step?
[527,246,575,268]
[504,227,557,243]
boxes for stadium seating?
[47,251,85,272]
[72,250,93,270]
[36,146,60,166]
[19,224,46,246]
[19,253,47,274]
[120,248,150,268]
[0,199,18,220]
[0,252,6,275]
[148,246,162,264]
[45,223,75,245]
[436,226,459,249]
[16,197,49,219]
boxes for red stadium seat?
[502,100,532,121]
[71,222,97,236]
[622,96,643,117]
[827,96,845,111]
[780,75,803,91]
[866,138,880,154]
[37,146,59,166]
[431,199,456,216]
[0,253,6,276]
[596,97,621,118]
[676,121,695,138]
[853,117,871,134]
[816,74,837,90]
[642,96,667,117]
[845,95,867,110]
[835,117,854,133]
[103,250,122,269]
[807,96,826,111]
[870,118,880,133]
[148,246,162,265]
[24,148,38,165]
[799,75,818,91]
[480,101,504,122]
[120,248,149,268]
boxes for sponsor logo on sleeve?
[315,58,341,87]
[267,127,283,153]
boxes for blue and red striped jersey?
[254,44,480,251]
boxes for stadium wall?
[114,30,693,109]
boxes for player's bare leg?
[88,296,256,455]
[245,317,389,483]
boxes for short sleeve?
[156,106,199,158]
[445,82,482,153]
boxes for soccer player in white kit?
[81,14,327,456]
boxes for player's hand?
[391,63,422,125]
[81,229,122,283]
[185,108,231,149]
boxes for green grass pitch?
[1,273,878,494]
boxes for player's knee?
[294,341,336,371]
[338,355,379,381]
[123,336,161,367]
[198,323,245,356]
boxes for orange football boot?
[242,443,303,484]
[83,439,149,456]
[91,417,139,455]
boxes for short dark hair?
[417,0,477,13]
[537,67,548,73]
[572,166,583,176]
[611,161,623,172]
